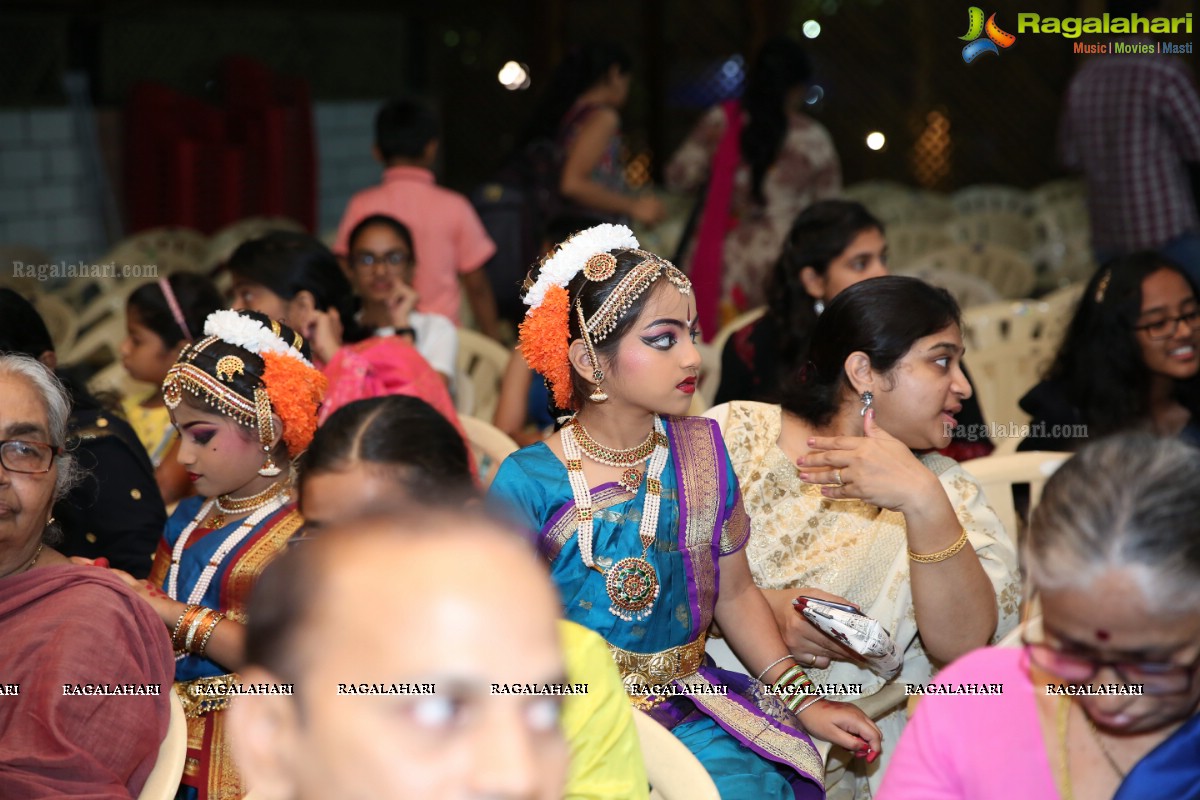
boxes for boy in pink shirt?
[334,98,501,339]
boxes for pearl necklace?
[562,415,669,621]
[167,492,289,622]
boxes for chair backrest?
[203,216,307,270]
[964,338,1056,437]
[913,242,1037,300]
[459,415,519,487]
[60,314,126,369]
[945,211,1038,257]
[885,222,954,271]
[454,330,513,420]
[1030,178,1085,210]
[698,306,765,410]
[961,451,1071,543]
[137,686,187,800]
[32,293,80,354]
[899,265,1001,309]
[869,191,955,227]
[951,184,1033,217]
[105,226,209,275]
[631,708,721,800]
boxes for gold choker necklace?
[206,482,289,528]
[569,419,664,492]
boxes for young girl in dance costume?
[120,274,224,505]
[110,309,326,800]
[489,224,881,799]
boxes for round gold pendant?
[619,468,643,492]
[606,557,660,621]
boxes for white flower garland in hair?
[523,223,639,314]
[203,310,314,368]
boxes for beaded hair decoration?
[518,224,692,410]
[163,310,327,457]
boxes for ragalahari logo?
[960,7,1017,62]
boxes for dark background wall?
[3,0,1196,193]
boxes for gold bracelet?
[909,527,969,564]
[172,604,203,652]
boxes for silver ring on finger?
[833,469,844,487]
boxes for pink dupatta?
[691,100,743,340]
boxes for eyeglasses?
[351,250,411,271]
[1022,628,1200,696]
[0,440,61,474]
[1133,309,1200,341]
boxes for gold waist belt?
[607,634,707,701]
[175,674,239,718]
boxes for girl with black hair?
[523,41,666,227]
[343,214,458,384]
[490,224,881,799]
[103,309,326,800]
[715,200,888,404]
[667,37,841,333]
[1020,252,1200,451]
[707,276,1019,797]
[121,273,224,504]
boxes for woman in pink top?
[879,434,1200,800]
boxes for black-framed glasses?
[1133,309,1200,341]
[351,250,411,271]
[0,440,61,474]
[1022,627,1200,696]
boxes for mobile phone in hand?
[793,595,864,616]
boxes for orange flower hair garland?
[518,224,640,410]
[261,351,328,456]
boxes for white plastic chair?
[962,338,1057,454]
[961,452,1071,543]
[32,293,80,354]
[202,216,307,270]
[454,330,513,420]
[899,265,1001,310]
[951,184,1033,217]
[459,415,519,487]
[885,222,954,271]
[632,708,721,800]
[946,211,1038,256]
[698,306,765,411]
[137,687,187,800]
[105,226,209,275]
[60,314,126,369]
[911,243,1037,300]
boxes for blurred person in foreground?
[228,512,571,800]
[879,433,1200,800]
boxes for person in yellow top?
[119,274,223,505]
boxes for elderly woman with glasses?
[0,354,174,796]
[1019,251,1200,451]
[879,433,1200,800]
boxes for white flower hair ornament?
[522,223,639,313]
[203,309,314,368]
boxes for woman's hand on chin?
[796,408,944,513]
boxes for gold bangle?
[172,604,204,652]
[193,612,225,656]
[909,527,969,564]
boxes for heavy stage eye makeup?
[640,319,699,350]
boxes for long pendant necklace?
[167,488,289,659]
[563,415,669,622]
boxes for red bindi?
[1095,629,1111,641]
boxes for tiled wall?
[313,99,385,238]
[0,108,109,265]
[0,100,387,264]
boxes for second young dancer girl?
[490,224,880,799]
[109,309,326,800]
